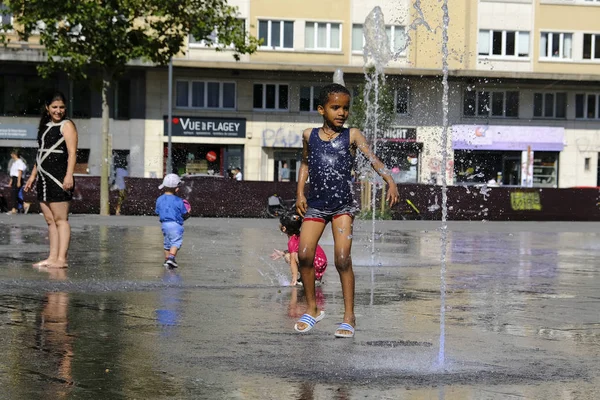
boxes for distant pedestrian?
[155,173,190,269]
[279,162,290,182]
[114,166,128,215]
[24,91,78,269]
[7,148,26,215]
[233,167,243,181]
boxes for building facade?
[1,0,600,188]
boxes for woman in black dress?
[24,91,78,269]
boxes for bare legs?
[163,246,178,259]
[330,215,355,336]
[297,220,327,328]
[296,215,355,335]
[34,201,71,268]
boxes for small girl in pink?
[271,213,327,286]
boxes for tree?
[1,0,259,215]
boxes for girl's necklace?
[322,128,338,140]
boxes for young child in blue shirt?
[155,173,190,268]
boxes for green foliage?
[1,0,260,79]
[357,207,393,221]
[348,68,396,134]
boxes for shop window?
[478,30,529,58]
[540,32,572,59]
[463,89,519,118]
[575,93,600,119]
[352,24,407,54]
[176,80,236,110]
[305,21,341,51]
[532,152,558,188]
[583,33,600,60]
[259,20,294,49]
[253,83,288,110]
[533,92,566,119]
[395,87,410,115]
[75,149,90,174]
[299,86,322,112]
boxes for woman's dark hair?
[279,212,303,236]
[318,83,351,108]
[38,91,68,136]
[10,148,21,157]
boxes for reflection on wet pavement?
[1,216,599,399]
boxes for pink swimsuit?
[287,235,328,281]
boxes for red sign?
[206,151,217,162]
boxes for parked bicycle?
[266,194,296,218]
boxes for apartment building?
[1,0,600,188]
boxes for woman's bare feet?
[46,260,68,269]
[32,259,53,267]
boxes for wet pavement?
[1,214,599,399]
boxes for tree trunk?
[100,74,111,216]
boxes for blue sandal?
[294,310,325,333]
[334,323,355,338]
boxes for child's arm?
[295,128,312,216]
[289,252,299,286]
[351,128,400,206]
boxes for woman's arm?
[295,128,311,216]
[24,164,38,192]
[351,128,399,206]
[62,120,78,191]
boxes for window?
[463,89,519,117]
[352,24,407,54]
[395,87,410,115]
[176,81,236,109]
[575,94,600,119]
[583,34,600,60]
[533,92,566,118]
[253,83,288,110]
[478,30,529,58]
[305,21,341,51]
[0,3,12,31]
[0,74,55,116]
[258,20,294,49]
[190,19,247,48]
[113,79,130,120]
[299,86,322,112]
[71,80,91,119]
[540,32,572,59]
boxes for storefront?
[452,125,564,188]
[0,123,38,175]
[163,116,246,177]
[376,127,422,184]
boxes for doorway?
[502,156,521,186]
[274,150,301,182]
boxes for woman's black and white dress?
[36,120,74,202]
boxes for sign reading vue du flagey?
[164,116,246,138]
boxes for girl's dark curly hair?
[279,212,303,236]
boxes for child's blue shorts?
[161,221,184,250]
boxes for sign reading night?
[380,127,417,142]
[164,116,246,138]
